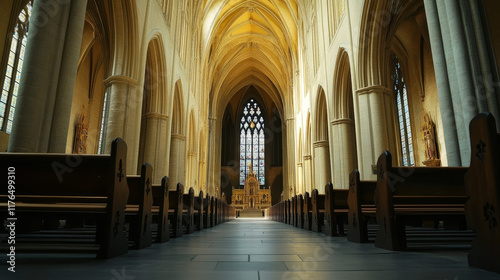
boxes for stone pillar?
[285,117,296,199]
[206,117,217,196]
[468,0,500,130]
[331,119,357,189]
[443,0,477,165]
[9,0,86,152]
[313,140,331,194]
[102,75,139,174]
[296,162,303,195]
[48,0,89,153]
[303,155,312,194]
[423,0,461,166]
[169,133,186,190]
[142,113,169,184]
[355,86,395,180]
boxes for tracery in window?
[1,1,32,133]
[239,99,265,186]
[392,55,414,166]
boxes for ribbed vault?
[198,0,298,118]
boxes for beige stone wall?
[2,0,498,200]
[0,0,14,62]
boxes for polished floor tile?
[1,218,499,280]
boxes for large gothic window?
[240,99,265,186]
[392,55,414,166]
[1,1,32,133]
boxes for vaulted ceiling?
[197,0,299,118]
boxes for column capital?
[104,75,138,87]
[303,155,312,160]
[285,117,295,122]
[331,118,354,126]
[313,140,329,148]
[171,133,186,140]
[356,85,391,96]
[144,112,169,120]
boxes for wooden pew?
[323,183,349,237]
[347,170,376,243]
[168,183,184,238]
[303,192,312,230]
[182,187,195,234]
[210,196,216,227]
[291,196,297,227]
[194,190,204,231]
[151,176,169,243]
[285,199,291,224]
[0,138,129,258]
[374,151,468,251]
[203,193,212,228]
[465,112,500,273]
[125,163,153,249]
[311,189,324,232]
[297,194,304,228]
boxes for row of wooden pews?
[269,112,500,274]
[268,184,348,237]
[0,138,235,259]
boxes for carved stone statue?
[421,112,440,166]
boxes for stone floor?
[1,218,499,280]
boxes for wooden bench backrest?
[375,151,467,251]
[377,151,467,202]
[0,138,128,198]
[152,176,169,243]
[126,163,153,249]
[0,138,129,258]
[465,112,500,273]
[347,169,376,243]
[168,183,184,238]
[311,188,324,232]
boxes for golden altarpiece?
[231,163,271,211]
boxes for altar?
[231,163,271,215]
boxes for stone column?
[206,117,217,196]
[9,0,83,152]
[331,118,357,189]
[468,0,500,129]
[303,155,312,194]
[142,113,169,184]
[313,140,331,194]
[169,133,186,190]
[48,0,89,153]
[443,0,477,165]
[296,162,303,195]
[423,0,461,166]
[285,117,296,199]
[355,86,395,180]
[102,75,139,173]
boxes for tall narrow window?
[392,55,414,166]
[98,90,109,154]
[239,99,265,186]
[1,1,32,133]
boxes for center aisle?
[5,218,498,279]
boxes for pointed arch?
[169,79,186,190]
[137,35,169,182]
[313,86,331,192]
[332,47,358,189]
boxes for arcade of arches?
[1,0,500,203]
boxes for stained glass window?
[240,99,265,186]
[392,55,414,166]
[1,1,32,133]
